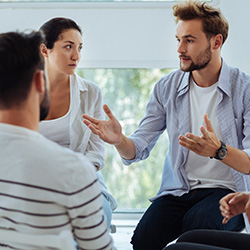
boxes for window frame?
[0,0,216,7]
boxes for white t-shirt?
[0,123,114,250]
[39,106,70,148]
[185,77,236,191]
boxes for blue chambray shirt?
[123,60,250,214]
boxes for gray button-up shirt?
[123,59,250,230]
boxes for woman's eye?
[65,45,72,49]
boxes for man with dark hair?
[83,1,250,249]
[0,31,114,250]
[0,32,45,108]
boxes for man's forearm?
[222,145,250,174]
[115,134,136,160]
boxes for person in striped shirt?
[0,31,114,250]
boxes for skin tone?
[40,28,82,120]
[0,70,47,131]
[82,18,250,174]
[83,104,136,160]
[41,28,101,171]
[177,20,250,174]
[220,192,250,224]
[175,19,222,87]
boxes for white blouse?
[39,107,71,148]
[39,73,117,210]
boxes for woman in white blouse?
[39,17,117,228]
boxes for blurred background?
[1,0,249,212]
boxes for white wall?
[0,0,249,73]
[218,0,250,74]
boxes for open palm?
[83,104,122,145]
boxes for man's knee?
[182,205,222,231]
[182,206,245,232]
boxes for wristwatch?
[210,141,227,160]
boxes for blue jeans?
[131,188,245,250]
[102,193,112,229]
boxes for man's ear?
[40,43,49,57]
[213,34,223,50]
[34,70,45,94]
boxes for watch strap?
[210,141,227,160]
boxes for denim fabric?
[131,188,245,250]
[102,193,112,229]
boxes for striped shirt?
[0,123,114,250]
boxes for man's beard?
[180,43,212,72]
[40,84,50,121]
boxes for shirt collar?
[70,73,88,92]
[177,71,190,95]
[177,58,231,97]
[217,59,231,97]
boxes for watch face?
[218,148,227,159]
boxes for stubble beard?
[180,43,212,72]
[40,83,50,121]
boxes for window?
[0,0,230,212]
[77,68,175,210]
[0,0,212,2]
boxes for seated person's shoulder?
[34,133,96,178]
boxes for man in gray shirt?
[83,1,250,249]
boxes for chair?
[0,229,76,250]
